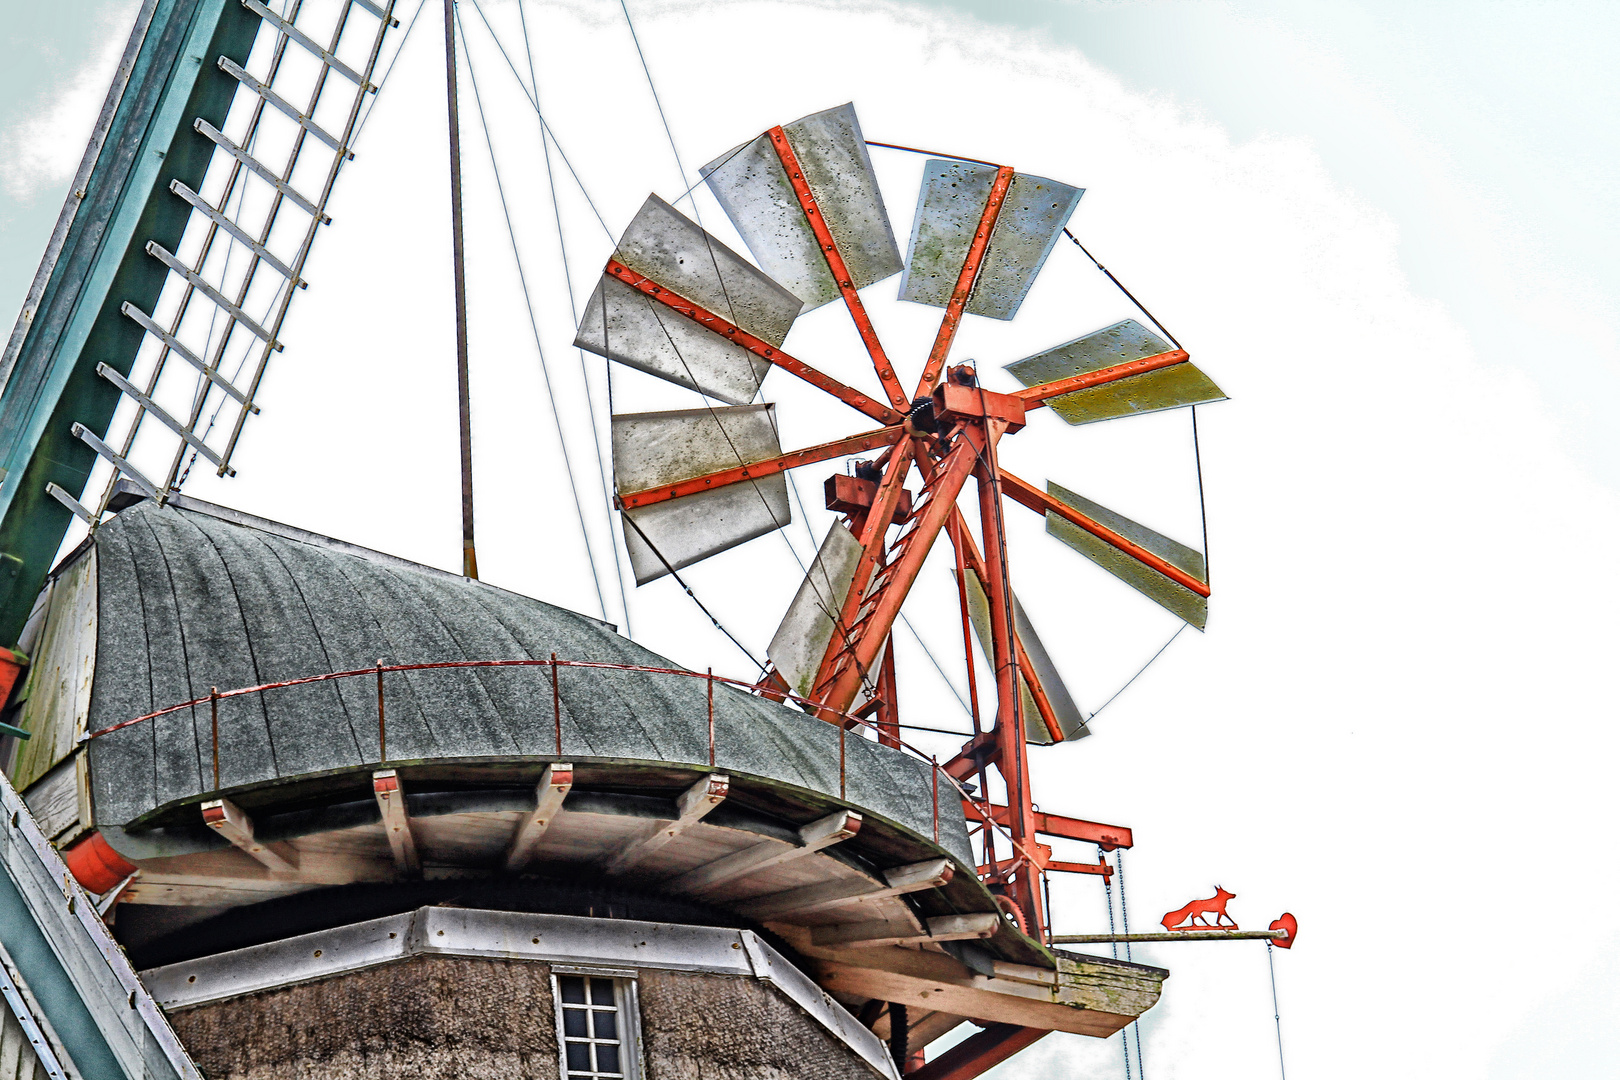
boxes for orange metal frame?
[914,165,1016,398]
[766,126,911,413]
[615,425,906,510]
[604,259,903,425]
[1015,348,1190,408]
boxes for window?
[554,973,639,1080]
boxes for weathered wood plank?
[11,551,95,790]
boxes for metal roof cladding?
[79,497,968,862]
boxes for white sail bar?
[71,0,396,524]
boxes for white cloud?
[0,10,132,201]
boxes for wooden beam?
[668,809,861,893]
[750,857,952,919]
[908,1023,1050,1080]
[805,945,1163,1038]
[372,769,419,875]
[200,797,297,874]
[504,763,574,872]
[604,773,728,876]
[811,912,999,949]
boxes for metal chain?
[1118,849,1145,1079]
[1100,851,1132,1080]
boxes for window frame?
[551,967,643,1080]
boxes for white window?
[554,971,640,1080]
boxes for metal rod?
[210,687,219,789]
[1050,929,1290,944]
[707,667,715,767]
[839,722,846,800]
[932,757,939,842]
[376,659,386,762]
[444,0,476,579]
[552,652,561,755]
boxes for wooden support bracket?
[604,773,729,876]
[505,763,574,872]
[811,912,1000,949]
[372,769,419,875]
[200,797,297,874]
[751,857,952,920]
[668,809,860,893]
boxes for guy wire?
[457,13,608,620]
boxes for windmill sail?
[612,404,790,585]
[700,103,903,311]
[768,521,865,698]
[900,161,1082,321]
[1044,481,1208,629]
[1005,319,1225,425]
[959,569,1089,744]
[575,195,803,405]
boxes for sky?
[3,2,1619,1078]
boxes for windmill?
[0,6,1296,1080]
[574,102,1224,935]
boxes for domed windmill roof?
[9,493,1108,971]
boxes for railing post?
[707,667,715,767]
[210,687,219,789]
[552,653,561,756]
[932,756,939,843]
[839,721,847,800]
[375,659,386,763]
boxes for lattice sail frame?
[50,0,398,526]
[579,103,1227,939]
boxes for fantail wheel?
[573,103,1224,930]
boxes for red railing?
[81,656,1070,937]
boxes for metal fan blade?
[959,569,1089,744]
[899,161,1083,321]
[1044,481,1207,630]
[768,521,864,698]
[575,195,803,405]
[613,404,791,585]
[701,103,903,311]
[1005,319,1225,425]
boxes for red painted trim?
[915,165,1017,399]
[968,801,1134,849]
[604,259,903,425]
[999,470,1211,598]
[908,1023,1050,1080]
[1016,349,1190,408]
[615,425,906,510]
[63,831,137,894]
[765,126,910,412]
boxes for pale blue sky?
[1,5,1617,1076]
[7,0,1617,480]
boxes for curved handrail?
[78,656,1059,934]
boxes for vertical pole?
[552,653,561,756]
[376,660,386,762]
[210,687,219,789]
[932,757,939,843]
[444,0,477,580]
[875,641,901,749]
[974,423,1042,936]
[839,721,847,800]
[707,667,715,767]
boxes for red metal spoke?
[615,425,905,511]
[1015,348,1190,408]
[998,470,1210,598]
[604,259,903,425]
[914,165,1016,400]
[766,126,911,413]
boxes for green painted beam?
[0,0,261,644]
